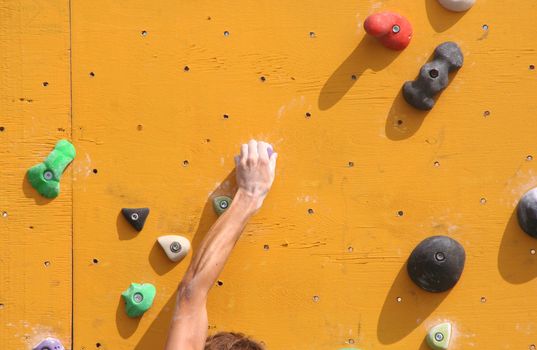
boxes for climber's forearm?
[181,188,257,297]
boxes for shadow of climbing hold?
[517,187,537,238]
[27,139,76,198]
[426,322,452,350]
[32,337,65,350]
[121,208,150,232]
[157,235,191,262]
[438,0,475,12]
[403,42,463,110]
[121,283,156,318]
[213,196,232,215]
[407,236,465,292]
[364,12,412,51]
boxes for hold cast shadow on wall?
[317,35,401,111]
[425,0,467,33]
[497,208,537,284]
[115,170,237,346]
[376,262,449,344]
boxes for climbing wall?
[0,0,72,349]
[3,0,537,349]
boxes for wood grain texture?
[0,0,531,349]
[0,0,72,349]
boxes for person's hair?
[205,332,265,350]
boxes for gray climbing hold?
[213,196,232,216]
[426,322,452,350]
[517,187,537,238]
[157,235,191,262]
[407,236,466,292]
[121,208,149,231]
[403,42,463,110]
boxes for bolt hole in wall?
[0,126,4,132]
[223,30,229,36]
[351,74,357,80]
[263,244,269,251]
[183,160,189,167]
[309,31,316,38]
[483,110,491,117]
[530,345,536,350]
[527,155,533,161]
[397,210,404,217]
[223,114,229,119]
[305,112,311,118]
[347,246,354,252]
[312,295,320,302]
[530,64,535,70]
[141,30,147,37]
[137,124,143,131]
[2,211,8,217]
[480,197,487,205]
[531,249,536,255]
[481,296,487,303]
[307,208,314,214]
[92,258,99,264]
[396,296,402,303]
[89,72,95,77]
[183,66,190,72]
[260,76,266,82]
[482,24,489,31]
[44,261,51,267]
[42,81,48,87]
[92,168,98,174]
[0,303,4,310]
[348,161,354,167]
[216,280,224,286]
[96,342,102,348]
[433,161,440,167]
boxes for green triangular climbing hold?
[27,139,76,198]
[213,195,232,215]
[121,282,156,318]
[426,322,452,350]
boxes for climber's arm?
[164,140,277,350]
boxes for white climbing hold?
[437,0,475,12]
[157,235,191,262]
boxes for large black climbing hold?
[407,235,466,293]
[517,187,537,238]
[121,208,150,232]
[403,42,463,110]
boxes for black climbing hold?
[121,208,150,232]
[517,187,537,238]
[407,235,466,293]
[403,42,464,110]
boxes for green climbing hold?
[121,282,156,318]
[426,322,452,350]
[213,195,232,215]
[27,139,76,198]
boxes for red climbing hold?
[364,12,412,51]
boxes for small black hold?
[403,42,463,110]
[260,76,266,82]
[92,168,98,174]
[121,208,150,232]
[89,72,95,77]
[407,235,466,292]
[0,126,4,132]
[42,82,49,87]
[517,187,537,238]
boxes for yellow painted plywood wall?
[3,0,537,349]
[0,1,72,349]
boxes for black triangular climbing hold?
[121,208,150,232]
[407,235,465,293]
